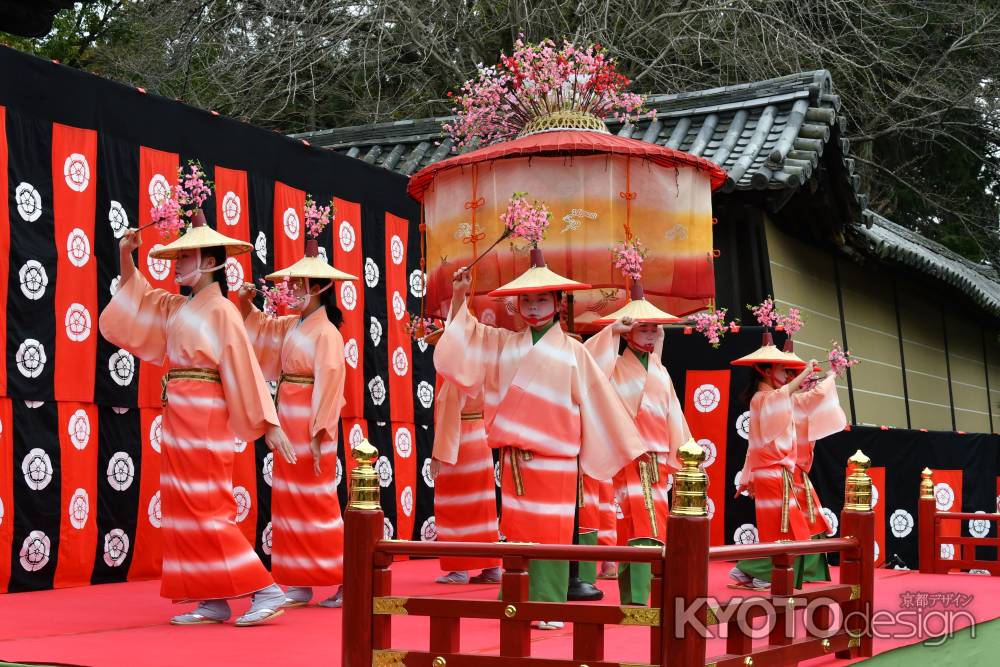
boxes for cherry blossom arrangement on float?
[460,191,552,273]
[612,238,647,282]
[686,307,731,348]
[443,36,649,148]
[146,160,214,237]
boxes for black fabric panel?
[247,172,274,296]
[336,423,348,512]
[408,215,435,427]
[5,110,56,400]
[0,47,419,225]
[252,437,272,568]
[91,406,141,584]
[413,422,434,541]
[367,420,397,536]
[93,133,140,406]
[8,400,60,591]
[363,206,389,422]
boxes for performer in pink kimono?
[434,247,646,630]
[729,334,844,589]
[586,280,692,604]
[239,237,356,609]
[99,214,295,626]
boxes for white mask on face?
[174,249,227,287]
[288,279,333,311]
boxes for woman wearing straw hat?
[99,212,295,627]
[434,246,646,630]
[728,334,843,590]
[584,251,694,606]
[237,231,356,610]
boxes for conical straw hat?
[149,209,252,260]
[594,282,681,325]
[731,332,807,368]
[266,240,358,281]
[488,247,590,297]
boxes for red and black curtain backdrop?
[0,45,422,592]
[664,327,1000,571]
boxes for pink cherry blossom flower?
[304,196,334,239]
[258,278,298,317]
[747,298,779,328]
[612,238,647,281]
[688,308,732,348]
[500,192,550,247]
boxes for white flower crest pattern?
[409,270,426,298]
[255,232,267,263]
[706,497,716,519]
[420,516,437,541]
[283,207,300,240]
[969,511,991,538]
[19,260,48,300]
[66,228,92,267]
[349,424,364,450]
[417,339,429,353]
[422,458,435,487]
[400,486,414,517]
[340,282,358,312]
[69,488,89,529]
[262,452,273,487]
[65,303,92,342]
[889,509,914,538]
[221,191,241,226]
[392,347,409,376]
[148,490,162,528]
[108,201,129,238]
[18,359,47,390]
[390,235,405,265]
[364,257,380,288]
[15,182,42,222]
[384,517,395,539]
[344,338,359,369]
[368,376,387,406]
[68,408,91,450]
[225,258,244,291]
[734,524,759,545]
[395,427,413,458]
[234,437,247,454]
[736,411,751,439]
[693,384,721,413]
[262,522,273,555]
[233,486,251,522]
[934,482,955,511]
[733,470,749,497]
[110,275,121,296]
[821,507,839,536]
[697,438,717,468]
[109,349,135,386]
[339,220,356,252]
[392,291,406,321]
[147,245,171,281]
[148,174,170,206]
[103,529,129,567]
[871,484,879,509]
[370,316,383,347]
[375,455,393,487]
[22,448,53,490]
[335,457,343,489]
[20,530,50,572]
[64,153,91,192]
[106,451,135,491]
[416,381,434,409]
[940,543,955,560]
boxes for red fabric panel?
[683,370,730,546]
[128,408,163,580]
[341,418,368,493]
[272,182,304,275]
[0,107,8,395]
[52,123,98,403]
[214,167,252,305]
[333,199,364,419]
[53,403,98,588]
[136,147,179,408]
[385,213,413,422]
[931,468,963,564]
[392,422,417,540]
[869,467,886,567]
[233,436,258,546]
[0,398,13,592]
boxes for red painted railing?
[343,444,876,666]
[919,468,1000,575]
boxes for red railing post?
[918,468,936,574]
[662,441,711,667]
[837,450,875,660]
[342,441,385,667]
[499,554,531,658]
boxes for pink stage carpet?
[0,560,994,666]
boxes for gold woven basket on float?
[518,110,611,137]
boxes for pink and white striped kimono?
[792,374,848,535]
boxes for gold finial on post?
[349,439,381,510]
[844,450,873,511]
[920,467,934,500]
[671,439,708,517]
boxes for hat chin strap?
[174,249,228,285]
